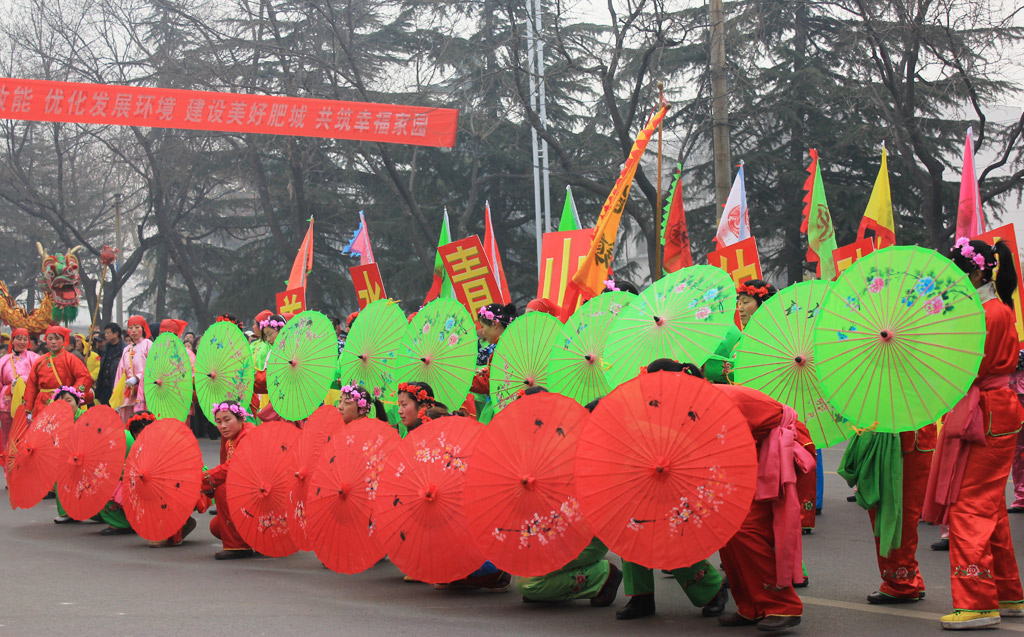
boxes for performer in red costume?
[715,384,815,632]
[924,237,1024,630]
[201,400,256,560]
[23,325,92,415]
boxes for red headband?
[737,283,772,299]
[44,325,71,344]
[127,316,152,339]
[8,328,29,353]
[159,318,188,338]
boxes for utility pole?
[526,0,551,274]
[709,0,731,214]
[115,193,123,325]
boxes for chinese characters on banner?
[275,288,306,316]
[831,238,875,280]
[438,237,501,325]
[974,224,1024,345]
[350,264,387,310]
[538,229,592,308]
[0,77,459,147]
[707,237,762,284]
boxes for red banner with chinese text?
[707,237,762,284]
[438,236,501,325]
[831,238,875,281]
[275,288,306,317]
[538,229,592,310]
[0,77,458,147]
[974,224,1024,345]
[350,264,387,310]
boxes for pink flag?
[483,201,511,303]
[342,210,375,265]
[956,127,985,238]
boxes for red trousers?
[720,499,803,619]
[948,429,1023,610]
[209,484,249,551]
[869,444,931,597]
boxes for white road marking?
[802,596,1024,632]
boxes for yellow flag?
[857,147,895,248]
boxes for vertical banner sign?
[974,224,1024,345]
[350,264,386,310]
[707,237,763,284]
[438,236,501,325]
[0,77,459,147]
[831,238,876,281]
[538,229,592,308]
[275,288,306,316]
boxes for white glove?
[126,376,139,387]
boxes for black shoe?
[815,508,822,515]
[1009,506,1024,513]
[867,590,922,604]
[53,516,78,524]
[591,563,622,607]
[718,612,758,627]
[99,526,133,536]
[801,528,812,535]
[847,494,857,502]
[43,491,57,500]
[702,584,729,617]
[931,538,949,551]
[215,549,254,560]
[208,507,217,515]
[757,615,801,632]
[179,517,197,542]
[616,594,655,619]
[794,577,809,588]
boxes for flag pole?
[654,82,665,282]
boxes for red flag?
[662,163,692,272]
[287,217,314,291]
[483,202,511,303]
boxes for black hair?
[584,397,602,413]
[398,381,436,407]
[645,357,705,379]
[127,410,157,438]
[737,279,778,306]
[523,386,548,396]
[479,303,517,328]
[331,317,342,328]
[343,384,388,422]
[103,323,122,336]
[601,280,639,295]
[951,239,1017,307]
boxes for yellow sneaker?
[940,610,1000,630]
[1000,601,1024,618]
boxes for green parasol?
[603,265,737,389]
[489,311,563,412]
[143,333,194,422]
[195,322,255,422]
[267,311,337,422]
[336,299,405,414]
[813,246,985,433]
[547,291,636,405]
[734,280,850,448]
[396,298,476,411]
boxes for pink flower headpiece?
[52,385,85,404]
[340,384,370,415]
[952,236,996,271]
[604,280,620,292]
[478,308,496,321]
[212,402,251,420]
[259,318,286,330]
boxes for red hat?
[526,298,562,319]
[127,315,152,339]
[159,319,189,338]
[254,310,273,324]
[44,325,71,344]
[345,311,359,329]
[8,328,29,353]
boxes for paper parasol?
[489,312,563,412]
[336,299,405,415]
[267,311,337,422]
[397,299,477,411]
[55,405,127,520]
[195,322,255,423]
[143,333,195,422]
[7,400,75,510]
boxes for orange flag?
[287,217,315,290]
[561,103,669,319]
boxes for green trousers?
[517,538,611,601]
[622,558,722,606]
[55,486,130,529]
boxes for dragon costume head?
[36,242,83,325]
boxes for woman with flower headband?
[201,400,257,559]
[252,314,287,421]
[396,381,446,437]
[615,359,729,622]
[922,237,1023,630]
[337,383,387,425]
[470,303,517,422]
[113,316,153,423]
[0,327,39,458]
[23,325,93,418]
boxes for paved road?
[2,442,1023,635]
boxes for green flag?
[558,185,582,231]
[424,209,455,302]
[801,149,839,280]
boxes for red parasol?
[3,405,30,478]
[226,420,301,557]
[465,392,594,577]
[7,401,75,510]
[287,405,339,551]
[55,406,126,521]
[375,416,486,583]
[123,418,204,541]
[575,371,759,570]
[306,418,402,573]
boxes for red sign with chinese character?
[538,229,592,309]
[707,237,762,284]
[0,77,458,148]
[350,264,387,310]
[276,288,306,316]
[974,224,1024,345]
[438,236,501,325]
[831,238,875,281]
